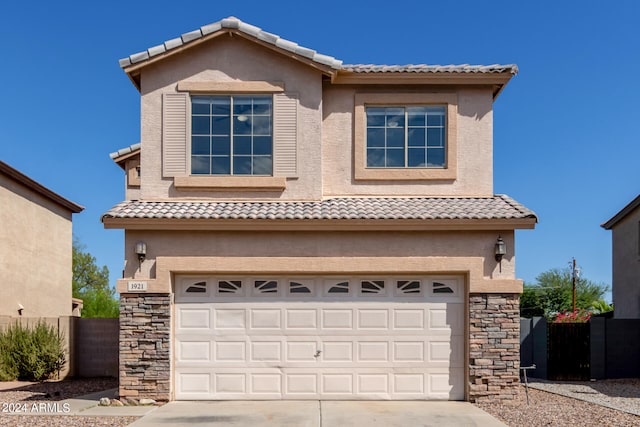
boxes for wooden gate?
[547,322,590,380]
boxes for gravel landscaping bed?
[475,382,640,427]
[0,378,138,427]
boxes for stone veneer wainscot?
[468,293,520,402]
[120,294,171,401]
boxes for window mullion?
[229,96,234,175]
[404,108,408,167]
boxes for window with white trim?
[191,95,273,175]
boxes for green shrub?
[0,321,66,381]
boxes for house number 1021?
[127,281,148,292]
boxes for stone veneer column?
[119,294,171,401]
[468,293,520,402]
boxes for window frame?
[169,80,292,191]
[354,93,458,181]
[190,94,275,177]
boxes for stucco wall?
[139,35,324,201]
[122,230,516,282]
[0,174,73,318]
[611,210,640,318]
[321,86,493,197]
[136,35,496,201]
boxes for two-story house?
[602,194,640,319]
[1,160,83,319]
[103,17,537,403]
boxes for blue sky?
[1,1,638,300]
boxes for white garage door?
[174,276,464,400]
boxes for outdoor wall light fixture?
[17,303,24,316]
[494,236,506,263]
[135,241,147,269]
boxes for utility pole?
[571,258,577,313]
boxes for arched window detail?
[218,280,242,294]
[433,282,454,294]
[255,280,278,294]
[289,281,311,294]
[361,280,385,294]
[328,281,349,294]
[397,280,421,294]
[186,281,207,293]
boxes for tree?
[72,237,119,318]
[520,267,609,320]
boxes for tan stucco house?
[103,17,537,403]
[602,195,640,319]
[0,161,84,319]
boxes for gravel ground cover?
[475,381,640,427]
[3,378,639,426]
[0,378,138,427]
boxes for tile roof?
[109,142,141,160]
[119,16,343,70]
[341,64,518,74]
[102,195,536,222]
[118,17,516,78]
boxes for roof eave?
[102,216,537,231]
[331,71,514,99]
[110,149,141,170]
[0,161,84,213]
[122,28,340,91]
[601,194,640,230]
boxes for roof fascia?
[0,161,84,213]
[111,149,140,169]
[123,29,337,91]
[331,72,513,99]
[601,194,640,230]
[102,217,537,231]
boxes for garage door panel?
[286,340,318,362]
[177,340,211,363]
[322,341,353,362]
[357,309,389,329]
[393,373,425,395]
[393,309,425,329]
[250,309,282,329]
[177,307,211,330]
[357,341,389,362]
[250,340,282,362]
[321,309,354,329]
[214,341,246,362]
[286,309,318,329]
[175,275,464,400]
[214,309,246,330]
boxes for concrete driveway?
[127,400,506,426]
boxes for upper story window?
[366,106,446,168]
[191,95,273,176]
[354,93,457,181]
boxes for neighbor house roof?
[0,161,84,213]
[110,142,141,161]
[102,195,537,230]
[109,143,141,170]
[119,16,517,97]
[601,194,640,230]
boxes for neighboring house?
[103,17,537,403]
[602,194,640,319]
[0,161,84,318]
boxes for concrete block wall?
[468,293,520,402]
[75,318,118,377]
